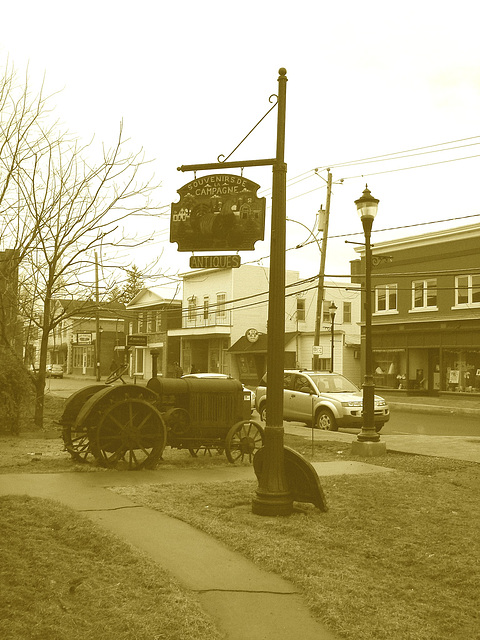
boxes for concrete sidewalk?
[380,391,480,416]
[0,464,355,640]
[283,425,480,463]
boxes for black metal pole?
[330,316,334,373]
[252,68,293,516]
[357,217,379,442]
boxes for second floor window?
[188,296,197,321]
[216,293,226,319]
[155,311,162,332]
[203,296,209,320]
[343,301,352,323]
[412,279,437,310]
[296,297,306,322]
[455,274,480,306]
[375,284,397,313]
[322,301,332,323]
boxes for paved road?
[47,375,480,439]
[386,410,480,437]
[44,375,141,398]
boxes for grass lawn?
[0,495,222,640]
[112,438,480,640]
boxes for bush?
[0,348,35,434]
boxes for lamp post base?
[252,426,293,516]
[252,491,294,516]
[351,440,386,457]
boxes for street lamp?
[351,185,386,456]
[329,302,337,373]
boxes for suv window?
[310,374,358,393]
[283,373,295,389]
[293,374,314,393]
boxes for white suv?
[255,370,389,432]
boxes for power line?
[339,152,480,181]
[315,135,480,170]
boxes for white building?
[168,265,362,386]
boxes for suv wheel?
[315,408,338,431]
[259,404,267,423]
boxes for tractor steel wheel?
[62,424,91,463]
[89,398,167,470]
[60,385,107,463]
[225,420,264,464]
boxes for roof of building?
[127,287,182,309]
[354,222,480,256]
[55,298,126,316]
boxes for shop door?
[429,349,440,391]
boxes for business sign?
[312,345,323,355]
[170,174,266,252]
[127,334,148,347]
[77,333,92,344]
[189,254,241,269]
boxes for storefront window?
[443,349,480,392]
[373,350,407,388]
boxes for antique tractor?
[60,370,264,470]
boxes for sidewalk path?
[1,466,348,640]
[381,391,480,416]
[283,425,480,463]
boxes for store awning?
[228,332,298,353]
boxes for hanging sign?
[77,333,92,344]
[127,335,148,347]
[170,174,266,252]
[189,255,241,269]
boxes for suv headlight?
[375,399,387,406]
[341,400,363,407]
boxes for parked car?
[46,364,64,379]
[182,372,256,412]
[255,370,389,432]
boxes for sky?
[2,0,480,297]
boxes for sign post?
[177,69,294,516]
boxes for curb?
[388,402,480,417]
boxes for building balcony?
[168,310,232,338]
[183,310,232,329]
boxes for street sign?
[312,345,323,355]
[189,254,241,269]
[127,334,148,347]
[170,174,266,252]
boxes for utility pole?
[95,251,101,381]
[313,169,332,370]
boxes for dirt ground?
[0,428,90,474]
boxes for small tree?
[0,346,34,434]
[115,265,145,304]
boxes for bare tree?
[0,62,160,427]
